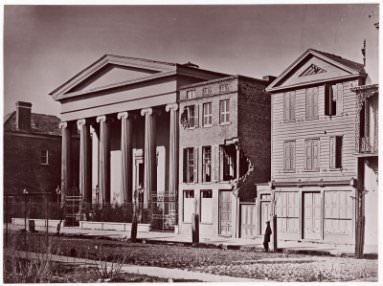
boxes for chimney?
[262,75,277,84]
[182,61,199,69]
[16,101,32,131]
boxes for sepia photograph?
[3,2,380,283]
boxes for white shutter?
[336,83,344,115]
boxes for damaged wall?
[237,77,271,201]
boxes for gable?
[266,49,364,92]
[68,64,158,93]
[277,55,355,87]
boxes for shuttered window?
[305,87,319,120]
[325,83,344,116]
[183,190,195,223]
[202,102,212,126]
[305,139,320,171]
[324,191,353,235]
[283,91,296,121]
[200,190,213,223]
[183,148,194,183]
[329,136,343,169]
[283,141,296,171]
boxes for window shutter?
[313,87,319,119]
[329,137,335,169]
[306,89,312,119]
[336,83,344,115]
[194,147,199,183]
[284,93,289,121]
[284,142,289,170]
[291,141,295,170]
[313,140,320,170]
[305,140,312,169]
[290,92,296,120]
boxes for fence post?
[192,213,199,244]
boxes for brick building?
[4,102,68,199]
[177,75,271,238]
[265,49,378,250]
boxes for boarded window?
[305,87,319,120]
[200,190,213,223]
[183,148,194,183]
[283,91,296,121]
[183,190,195,223]
[324,191,353,235]
[329,136,343,169]
[202,102,212,126]
[275,192,299,233]
[305,139,320,170]
[219,99,230,124]
[40,150,49,165]
[283,141,296,171]
[202,146,212,182]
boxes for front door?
[260,201,271,234]
[219,190,232,236]
[303,192,321,240]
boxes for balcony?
[359,136,378,154]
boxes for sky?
[3,4,380,116]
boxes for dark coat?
[263,224,272,242]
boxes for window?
[325,83,344,116]
[305,139,320,171]
[219,99,230,124]
[283,141,296,171]
[283,91,296,121]
[202,146,212,182]
[40,150,49,165]
[329,136,343,169]
[220,145,236,181]
[305,87,319,120]
[202,102,212,127]
[219,83,230,93]
[200,190,213,223]
[184,105,197,128]
[186,89,196,99]
[183,148,195,183]
[202,87,211,96]
[183,190,195,223]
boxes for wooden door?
[219,190,232,236]
[240,203,256,238]
[303,192,321,240]
[261,201,271,234]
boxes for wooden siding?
[271,80,359,181]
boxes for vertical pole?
[5,195,9,247]
[45,194,49,249]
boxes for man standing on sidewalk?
[263,221,272,252]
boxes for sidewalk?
[6,223,378,258]
[5,250,258,282]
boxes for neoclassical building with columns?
[50,55,227,229]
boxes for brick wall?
[238,77,271,200]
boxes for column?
[77,119,92,204]
[140,108,157,209]
[117,112,133,204]
[97,115,110,205]
[60,121,71,207]
[165,104,179,196]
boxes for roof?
[4,111,61,136]
[311,49,365,73]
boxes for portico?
[51,54,225,229]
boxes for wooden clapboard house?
[266,49,369,244]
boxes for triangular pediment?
[267,49,365,92]
[50,54,177,97]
